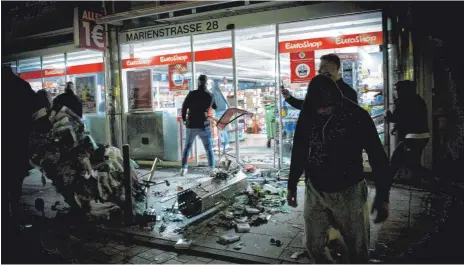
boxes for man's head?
[305,75,343,116]
[198,75,207,90]
[65,81,75,94]
[395,80,416,99]
[319,54,341,81]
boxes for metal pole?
[123,144,134,225]
[275,24,283,170]
[64,52,68,82]
[382,11,391,158]
[40,57,44,90]
[232,28,240,162]
[190,34,199,166]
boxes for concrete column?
[104,24,124,148]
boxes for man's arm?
[286,96,304,110]
[362,111,392,203]
[182,93,192,122]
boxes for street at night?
[2,1,464,264]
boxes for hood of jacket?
[302,74,344,111]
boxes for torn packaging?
[30,106,145,213]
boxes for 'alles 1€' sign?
[75,8,106,51]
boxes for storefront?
[117,5,389,169]
[3,6,109,145]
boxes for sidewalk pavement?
[13,168,453,264]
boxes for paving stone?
[288,232,304,248]
[183,258,206,264]
[108,254,126,263]
[193,256,213,263]
[208,259,229,264]
[122,246,151,257]
[164,259,185,264]
[249,221,300,239]
[113,243,132,251]
[137,248,166,260]
[127,256,152,264]
[176,254,197,263]
[225,233,290,259]
[151,252,178,264]
[278,247,312,264]
[191,234,228,251]
[90,251,110,263]
[100,246,120,256]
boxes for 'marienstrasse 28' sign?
[122,20,223,43]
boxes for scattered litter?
[235,216,248,223]
[174,239,192,249]
[159,224,167,233]
[234,242,245,250]
[218,234,240,245]
[270,238,282,247]
[246,207,260,215]
[291,251,305,259]
[236,223,251,233]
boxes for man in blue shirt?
[211,80,230,151]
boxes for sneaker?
[180,168,188,176]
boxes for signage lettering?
[77,8,107,51]
[160,55,189,63]
[335,34,377,45]
[125,20,220,42]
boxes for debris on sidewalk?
[234,242,245,250]
[174,238,192,250]
[291,251,305,259]
[218,234,241,245]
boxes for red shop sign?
[290,51,316,83]
[19,62,104,81]
[279,31,383,53]
[75,8,107,51]
[122,47,233,69]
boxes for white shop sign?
[120,2,374,44]
[123,20,224,43]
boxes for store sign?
[169,63,189,91]
[19,63,104,81]
[123,52,191,69]
[123,20,223,43]
[127,69,153,111]
[75,75,97,114]
[280,32,383,53]
[290,51,315,83]
[75,8,107,51]
[122,47,233,69]
[43,68,65,77]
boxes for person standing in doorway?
[281,53,358,108]
[211,80,231,151]
[386,80,430,183]
[286,75,391,263]
[53,81,83,118]
[181,75,217,176]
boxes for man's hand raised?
[281,86,291,100]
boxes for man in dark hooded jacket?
[2,65,36,231]
[286,75,391,263]
[53,81,83,118]
[282,54,358,109]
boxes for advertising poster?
[75,8,107,51]
[168,63,189,91]
[75,75,97,114]
[290,51,315,83]
[126,69,152,111]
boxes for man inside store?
[180,75,217,176]
[286,74,391,263]
[281,53,358,107]
[53,81,83,118]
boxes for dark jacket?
[53,91,83,118]
[182,85,217,128]
[285,78,358,109]
[287,75,391,203]
[2,66,36,177]
[386,94,429,141]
